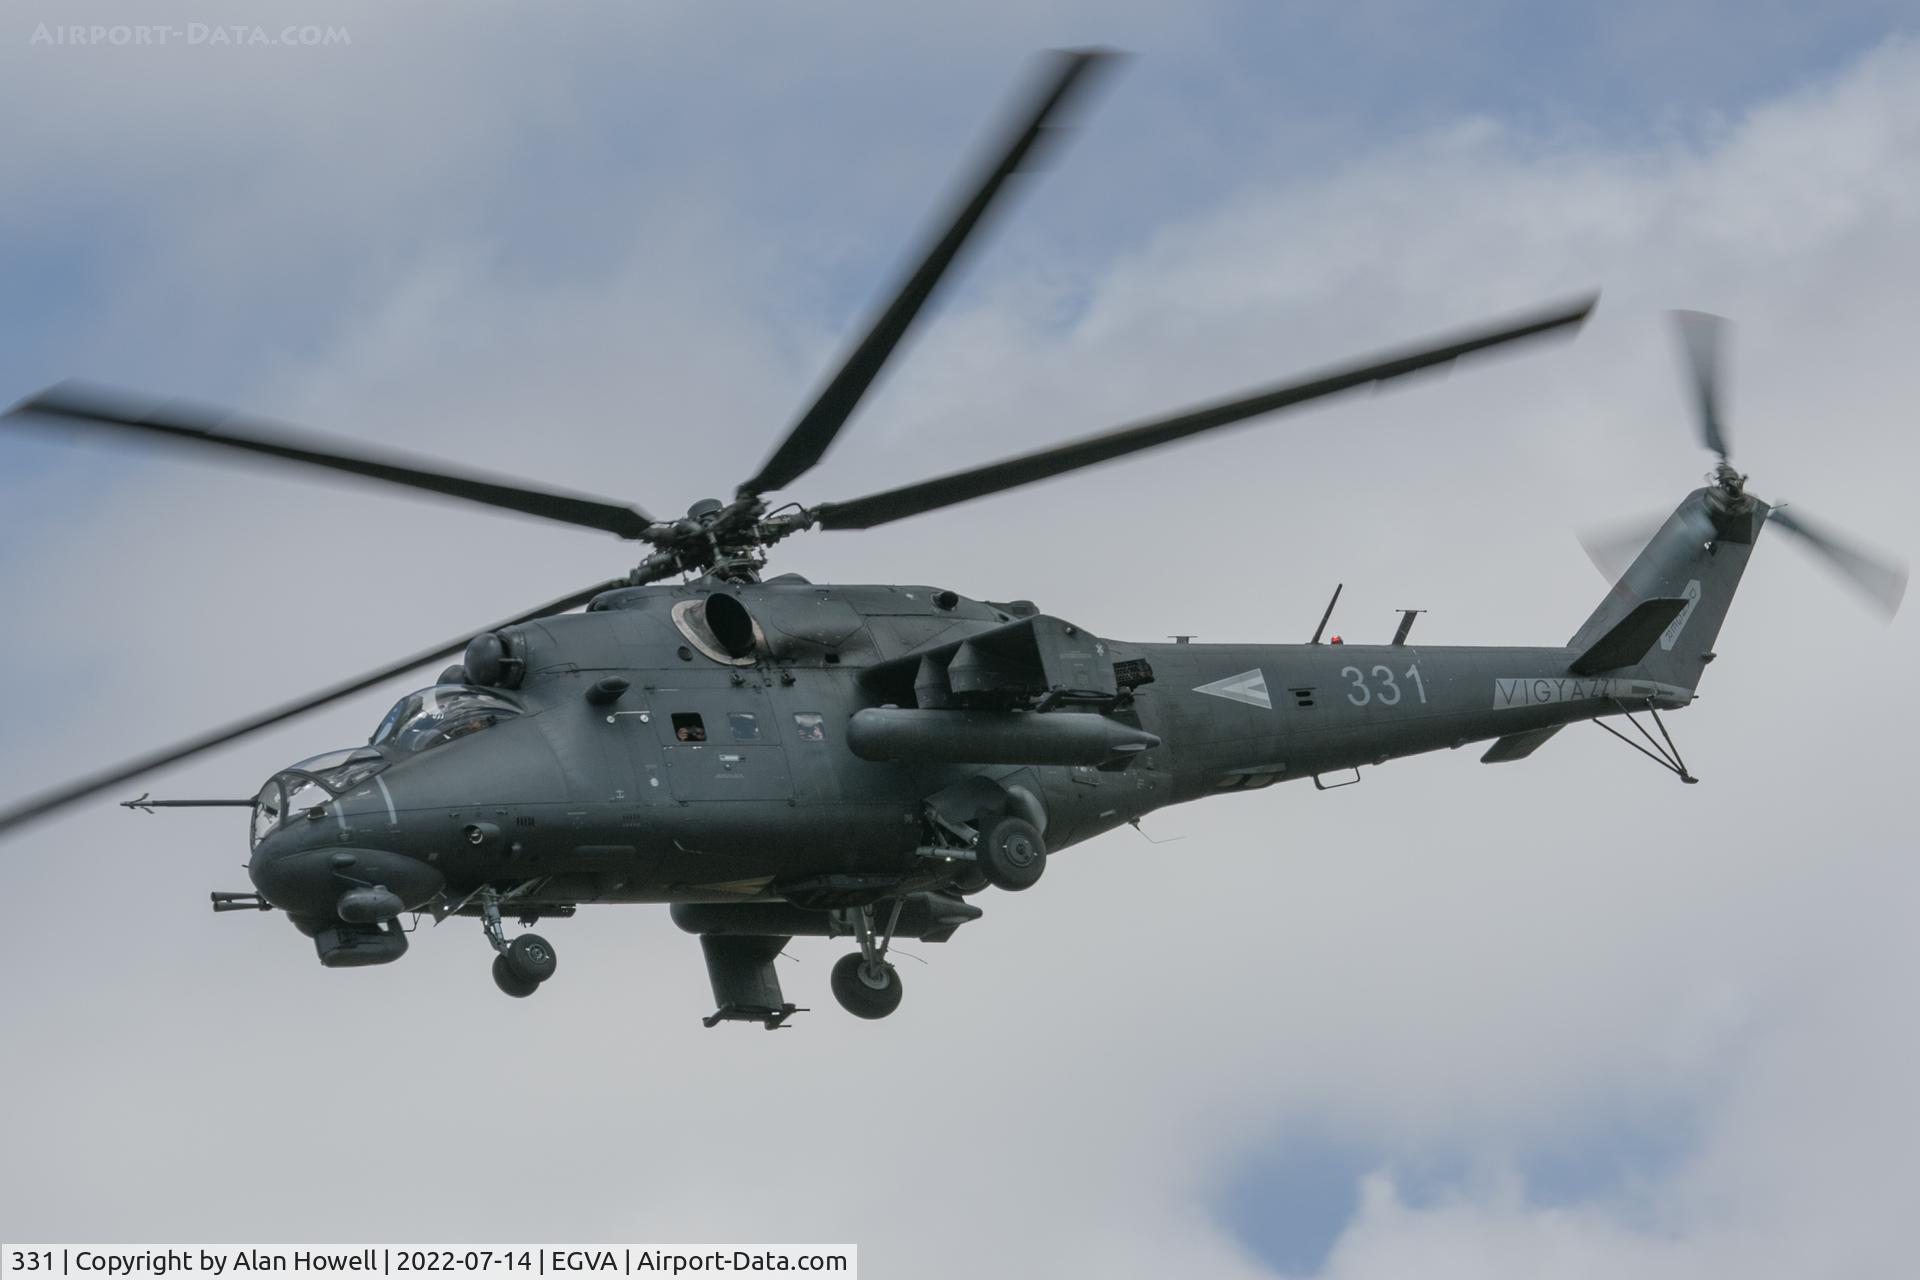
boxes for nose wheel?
[493,953,540,998]
[830,951,903,1019]
[478,889,558,998]
[829,899,905,1020]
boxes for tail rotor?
[1673,308,1734,469]
[1766,505,1907,618]
[1580,310,1905,619]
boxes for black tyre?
[830,951,904,1020]
[505,933,557,983]
[977,815,1046,891]
[492,954,539,998]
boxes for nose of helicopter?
[248,835,445,922]
[246,770,444,922]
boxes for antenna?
[1310,583,1343,644]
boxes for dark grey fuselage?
[249,482,1752,923]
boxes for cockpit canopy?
[289,746,389,791]
[372,684,523,755]
[250,745,388,848]
[249,687,525,848]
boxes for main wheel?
[830,951,904,1020]
[492,954,539,998]
[976,815,1046,891]
[505,933,557,983]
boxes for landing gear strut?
[830,900,904,1019]
[479,888,558,998]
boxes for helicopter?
[0,51,1903,1027]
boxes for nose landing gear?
[492,954,539,998]
[829,899,905,1020]
[830,951,903,1019]
[478,888,558,998]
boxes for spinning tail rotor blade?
[738,48,1118,498]
[1768,507,1908,618]
[1603,311,1907,618]
[6,383,659,540]
[0,579,625,838]
[811,294,1597,530]
[1672,309,1731,461]
[1578,510,1666,583]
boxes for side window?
[793,713,826,742]
[671,712,706,742]
[728,712,761,741]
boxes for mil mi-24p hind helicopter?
[1,51,1904,1027]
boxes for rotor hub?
[1708,460,1751,508]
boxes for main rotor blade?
[812,294,1597,530]
[1672,309,1730,461]
[1768,507,1907,618]
[7,383,659,541]
[0,578,625,838]
[737,48,1117,499]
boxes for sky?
[1,3,1917,1276]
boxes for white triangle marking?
[1193,668,1272,710]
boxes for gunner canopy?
[249,746,387,847]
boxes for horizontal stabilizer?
[1568,597,1688,675]
[1481,725,1564,764]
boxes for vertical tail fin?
[1569,486,1768,691]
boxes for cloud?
[0,9,1915,1280]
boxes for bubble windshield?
[372,685,523,755]
[249,747,387,848]
[288,746,388,792]
[250,778,284,846]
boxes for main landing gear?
[479,888,558,999]
[921,798,1048,896]
[975,814,1046,891]
[830,900,905,1019]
